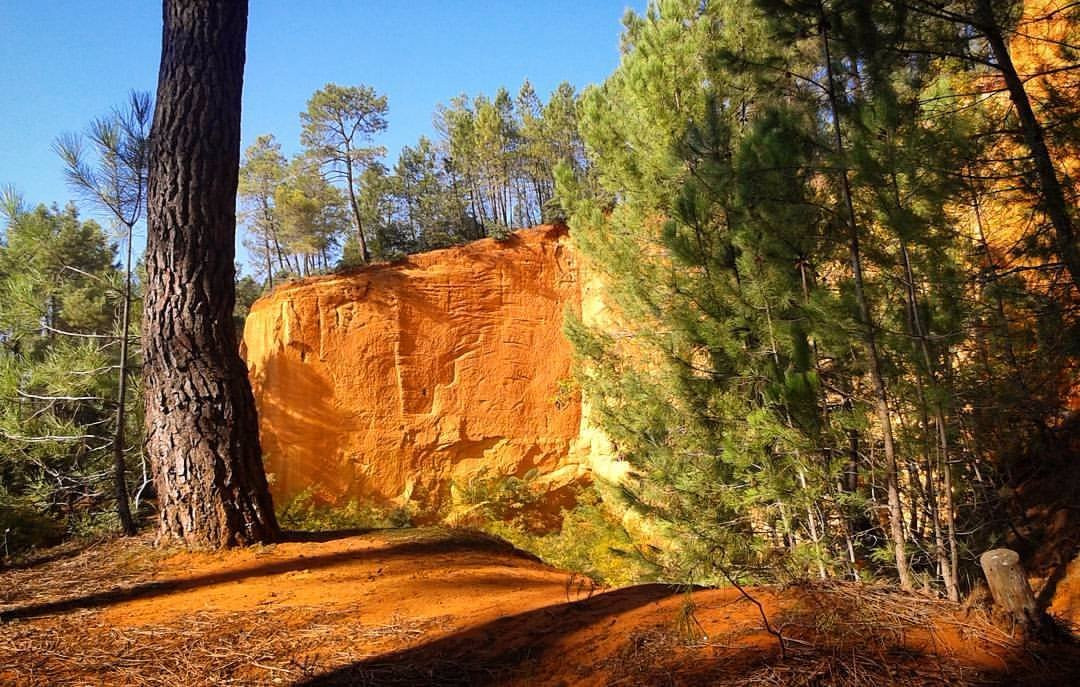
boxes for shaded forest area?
[559,0,1080,606]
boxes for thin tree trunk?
[262,232,274,288]
[342,141,370,263]
[797,467,828,580]
[274,240,287,276]
[844,397,861,580]
[819,4,912,590]
[259,197,276,288]
[939,359,961,601]
[902,407,924,540]
[976,0,1080,294]
[533,177,546,223]
[112,223,136,536]
[268,210,288,277]
[143,0,279,548]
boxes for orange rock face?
[243,226,588,516]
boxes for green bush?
[276,487,413,532]
[491,494,659,588]
[447,467,548,530]
[449,472,658,588]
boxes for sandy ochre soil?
[0,527,1077,686]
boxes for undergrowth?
[448,470,658,587]
[274,475,658,587]
[0,486,148,564]
[276,487,414,532]
[0,495,66,562]
[483,496,659,588]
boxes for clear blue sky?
[0,0,640,216]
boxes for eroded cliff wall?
[243,226,591,515]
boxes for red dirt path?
[0,528,1075,685]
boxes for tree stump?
[979,548,1041,631]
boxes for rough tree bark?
[143,0,279,547]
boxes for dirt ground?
[0,527,1077,686]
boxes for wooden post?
[979,548,1041,631]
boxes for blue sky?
[0,0,640,220]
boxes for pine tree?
[562,0,826,581]
[559,0,1062,596]
[274,155,348,275]
[300,83,389,264]
[54,90,152,537]
[239,135,288,286]
[0,200,126,548]
[143,0,279,547]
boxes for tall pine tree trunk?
[938,357,961,601]
[819,4,912,590]
[262,232,274,288]
[143,0,279,548]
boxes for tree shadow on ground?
[296,574,1080,687]
[281,528,379,543]
[297,583,685,686]
[298,592,1080,687]
[0,529,537,621]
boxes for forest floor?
[0,527,1077,686]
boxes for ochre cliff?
[243,226,593,516]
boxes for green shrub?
[447,467,549,530]
[276,487,413,532]
[449,472,659,588]
[495,490,659,587]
